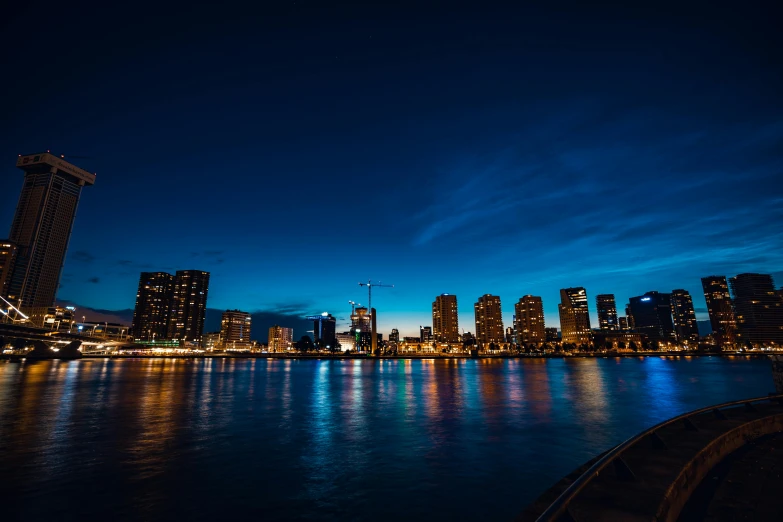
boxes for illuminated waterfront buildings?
[558,287,591,345]
[670,289,699,344]
[5,153,95,323]
[432,294,459,342]
[268,325,293,352]
[596,294,618,331]
[167,270,210,343]
[730,273,783,346]
[474,294,504,345]
[628,291,675,343]
[132,270,209,343]
[701,276,737,346]
[132,272,174,341]
[221,309,252,348]
[514,295,545,345]
[389,328,399,343]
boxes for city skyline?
[1,3,781,339]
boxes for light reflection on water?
[0,356,774,521]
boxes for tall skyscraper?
[730,273,783,346]
[701,276,737,346]
[308,312,337,348]
[558,287,591,345]
[596,294,618,331]
[268,325,293,352]
[167,270,210,343]
[514,295,545,345]
[432,293,459,342]
[131,272,174,341]
[474,294,504,344]
[0,240,17,299]
[628,291,675,342]
[221,309,252,347]
[420,326,433,342]
[6,153,95,321]
[670,289,699,344]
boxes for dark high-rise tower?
[6,153,95,320]
[558,287,591,345]
[628,291,675,343]
[670,289,699,344]
[474,294,504,345]
[730,273,783,347]
[432,294,459,342]
[596,294,618,331]
[514,295,545,345]
[308,312,337,348]
[0,240,17,299]
[701,276,737,346]
[167,270,210,343]
[131,272,174,341]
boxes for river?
[0,356,773,521]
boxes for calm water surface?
[0,356,774,520]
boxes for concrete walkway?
[679,432,783,521]
[522,399,783,522]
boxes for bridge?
[0,322,130,355]
[522,394,783,521]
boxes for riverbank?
[1,350,776,361]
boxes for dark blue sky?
[1,1,781,337]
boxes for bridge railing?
[535,393,783,522]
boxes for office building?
[596,294,618,331]
[506,326,515,343]
[221,309,252,347]
[167,270,210,343]
[545,327,560,342]
[514,295,545,345]
[268,325,293,352]
[701,276,737,346]
[730,273,783,346]
[625,305,635,329]
[6,153,95,321]
[308,312,337,348]
[432,293,459,342]
[670,289,699,344]
[389,328,399,343]
[131,272,174,341]
[474,294,504,344]
[628,291,675,342]
[335,331,354,351]
[0,240,17,298]
[618,316,629,331]
[420,326,433,343]
[558,287,591,345]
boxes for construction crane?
[358,280,394,318]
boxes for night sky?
[1,1,781,339]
